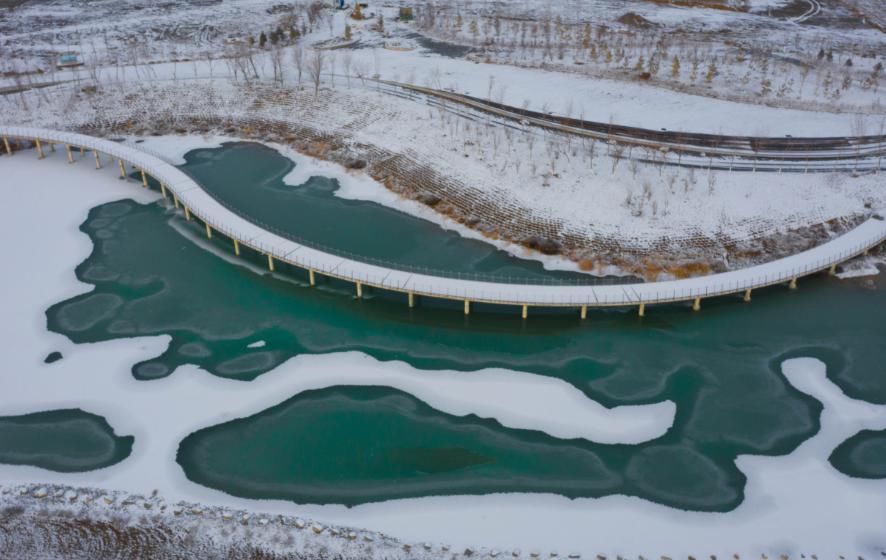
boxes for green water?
[180,142,619,284]
[177,385,737,508]
[40,144,886,511]
[829,429,886,479]
[0,409,133,472]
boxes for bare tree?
[707,169,717,195]
[342,51,353,87]
[877,117,885,173]
[292,45,305,84]
[308,48,325,96]
[850,114,868,166]
[239,42,260,80]
[203,51,215,78]
[610,143,626,174]
[271,44,285,85]
[353,59,368,86]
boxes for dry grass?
[641,0,749,12]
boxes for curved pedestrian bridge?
[2,125,884,317]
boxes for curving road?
[377,79,886,172]
[2,125,884,316]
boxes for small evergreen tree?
[378,14,384,33]
[344,24,352,40]
[671,55,680,79]
[259,31,267,48]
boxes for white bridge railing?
[3,125,885,312]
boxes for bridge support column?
[408,292,414,308]
[521,305,528,320]
[118,159,126,179]
[789,277,797,290]
[233,239,240,256]
[638,303,645,318]
[205,222,212,239]
[141,169,148,188]
[173,193,180,209]
[49,142,55,153]
[267,254,275,272]
[309,269,316,287]
[35,139,44,159]
[184,206,191,221]
[356,282,363,298]
[66,144,74,163]
[743,289,752,303]
[93,149,102,169]
[160,183,167,199]
[79,146,85,156]
[2,136,11,156]
[464,300,471,315]
[580,305,587,320]
[692,297,701,312]
[829,264,837,276]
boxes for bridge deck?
[2,125,884,310]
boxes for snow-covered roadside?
[9,72,885,276]
[6,0,881,137]
[2,139,886,557]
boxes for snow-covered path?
[3,125,885,313]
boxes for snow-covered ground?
[5,76,884,279]
[2,0,883,134]
[2,0,884,278]
[1,130,886,557]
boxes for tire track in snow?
[793,0,821,23]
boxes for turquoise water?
[38,143,886,510]
[0,409,133,472]
[829,429,886,479]
[179,142,625,284]
[177,385,740,509]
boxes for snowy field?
[2,0,884,280]
[5,77,885,279]
[1,144,886,557]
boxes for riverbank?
[6,77,883,281]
